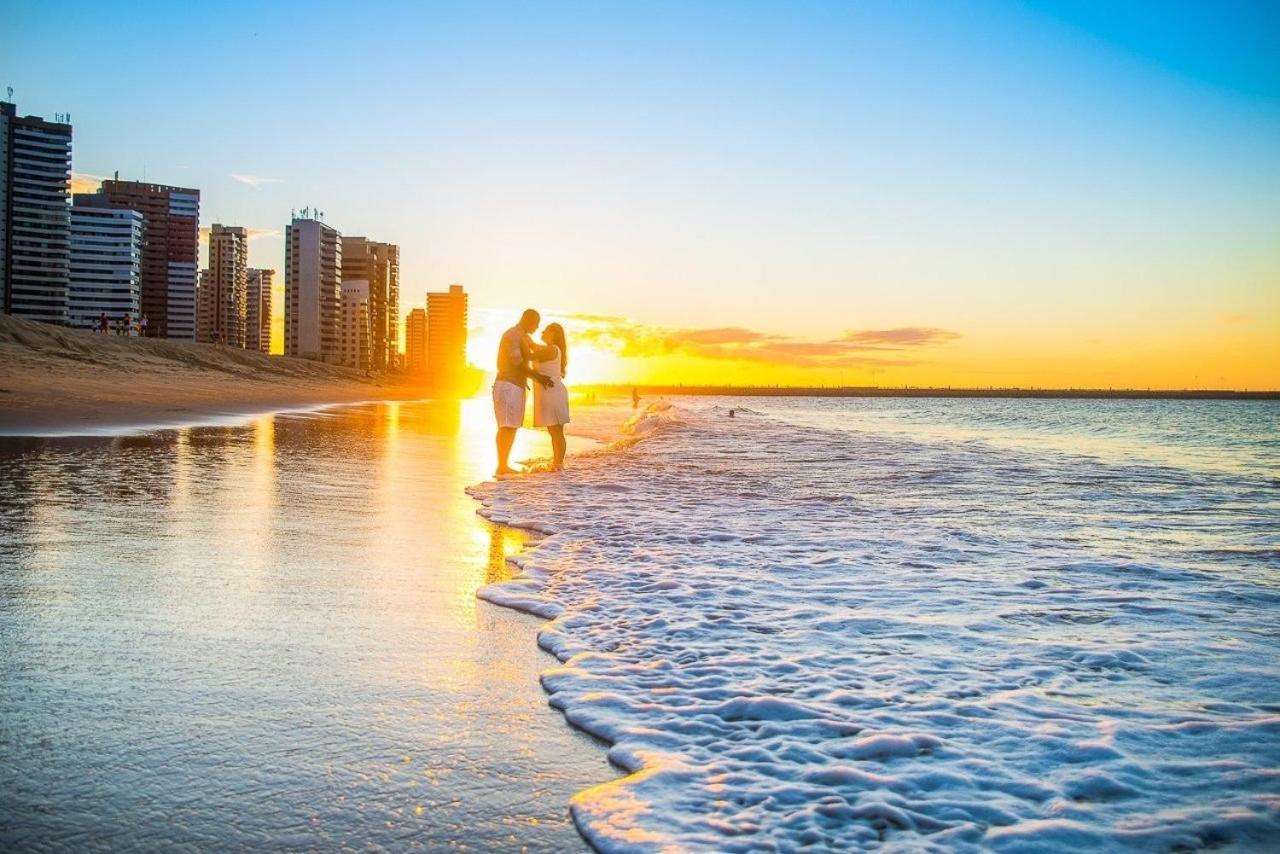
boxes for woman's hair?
[545,322,568,376]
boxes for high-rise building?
[200,224,248,347]
[246,268,273,354]
[78,179,200,339]
[340,279,371,373]
[67,204,142,334]
[340,237,399,371]
[196,268,213,341]
[285,216,341,362]
[405,308,427,374]
[1,102,73,325]
[427,283,468,391]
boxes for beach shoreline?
[464,395,1280,850]
[0,313,424,436]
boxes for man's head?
[519,308,541,334]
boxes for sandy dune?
[0,314,420,434]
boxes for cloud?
[562,312,629,324]
[70,172,107,194]
[230,173,284,189]
[569,317,959,369]
[199,226,282,243]
[682,327,780,345]
[840,327,962,348]
[1216,312,1249,325]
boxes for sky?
[5,0,1278,388]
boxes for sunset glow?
[10,1,1277,388]
[4,3,1279,851]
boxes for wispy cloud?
[563,312,628,324]
[840,327,961,348]
[70,172,107,194]
[1216,312,1249,325]
[198,226,282,243]
[230,173,284,189]
[569,317,960,369]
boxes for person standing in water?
[632,387,640,409]
[532,323,571,470]
[492,309,556,476]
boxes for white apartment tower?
[67,205,143,333]
[285,216,341,362]
[1,102,73,325]
[164,191,200,339]
[340,236,399,371]
[78,180,201,339]
[196,268,212,341]
[246,268,273,353]
[340,278,371,372]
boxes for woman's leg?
[548,425,567,469]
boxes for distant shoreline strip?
[580,385,1280,401]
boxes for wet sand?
[0,399,627,850]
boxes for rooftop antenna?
[6,86,12,101]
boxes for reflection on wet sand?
[0,399,608,851]
[485,523,531,586]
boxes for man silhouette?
[493,308,553,475]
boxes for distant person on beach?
[632,387,640,409]
[99,312,108,334]
[492,309,556,476]
[533,323,571,470]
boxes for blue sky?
[5,0,1278,385]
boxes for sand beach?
[0,314,422,435]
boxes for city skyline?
[4,1,1278,388]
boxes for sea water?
[0,401,610,851]
[471,397,1280,851]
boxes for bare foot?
[495,465,520,476]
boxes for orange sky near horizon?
[212,243,1277,392]
[462,305,1280,391]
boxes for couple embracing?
[492,308,571,475]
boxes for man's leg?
[496,427,518,474]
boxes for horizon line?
[573,383,1280,400]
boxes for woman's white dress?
[533,346,570,427]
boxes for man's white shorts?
[492,380,527,428]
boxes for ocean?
[471,396,1280,851]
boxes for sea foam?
[470,399,1280,851]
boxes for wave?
[468,399,1280,851]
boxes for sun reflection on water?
[0,399,612,850]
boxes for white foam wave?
[471,399,1280,851]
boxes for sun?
[465,307,623,385]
